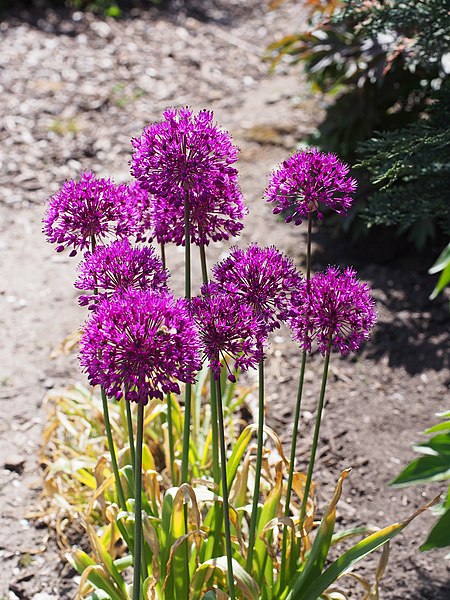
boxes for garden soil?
[0,1,449,598]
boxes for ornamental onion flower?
[131,107,239,200]
[190,285,265,380]
[212,244,302,332]
[79,290,201,403]
[75,239,169,308]
[43,172,139,256]
[288,266,377,356]
[265,148,357,225]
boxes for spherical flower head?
[79,290,202,404]
[151,179,247,247]
[288,266,377,356]
[212,244,302,333]
[131,107,239,202]
[265,148,357,225]
[75,239,169,309]
[190,285,265,380]
[43,172,139,256]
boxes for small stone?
[4,456,25,474]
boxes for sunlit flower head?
[265,148,357,225]
[43,172,138,256]
[190,285,265,380]
[79,290,201,403]
[75,239,169,309]
[211,244,302,333]
[131,107,239,203]
[288,266,376,355]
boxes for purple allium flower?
[43,172,139,256]
[190,285,265,380]
[288,266,377,356]
[75,239,169,309]
[150,181,247,247]
[265,148,357,225]
[79,290,201,403]
[211,244,302,333]
[131,107,239,200]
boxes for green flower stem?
[132,402,145,600]
[160,242,166,271]
[124,389,136,473]
[199,243,220,486]
[160,244,177,484]
[181,190,192,484]
[246,359,265,573]
[279,350,307,587]
[181,191,193,600]
[166,394,176,484]
[199,242,209,288]
[306,213,312,285]
[216,375,236,600]
[298,348,331,530]
[101,388,127,512]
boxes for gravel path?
[1,2,449,599]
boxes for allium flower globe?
[43,172,139,256]
[288,266,377,356]
[265,148,357,225]
[131,108,247,246]
[212,244,302,333]
[131,108,239,200]
[191,285,265,380]
[75,239,169,308]
[80,290,201,403]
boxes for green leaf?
[288,498,439,600]
[190,556,259,600]
[424,421,450,434]
[391,455,450,486]
[414,433,450,456]
[420,506,450,551]
[282,470,350,600]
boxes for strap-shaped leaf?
[282,469,351,600]
[190,556,259,600]
[289,496,439,600]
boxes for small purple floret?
[43,172,139,255]
[212,244,302,333]
[190,285,265,380]
[265,148,357,224]
[79,290,202,404]
[288,266,377,356]
[75,239,169,309]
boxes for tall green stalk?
[181,191,192,484]
[280,212,313,583]
[279,351,307,586]
[199,243,220,486]
[298,347,331,530]
[101,388,127,511]
[125,390,136,472]
[90,234,126,511]
[132,402,145,600]
[216,376,236,600]
[166,394,176,484]
[246,359,265,572]
[160,243,177,485]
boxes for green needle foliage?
[357,79,450,248]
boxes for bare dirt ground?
[0,1,449,599]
